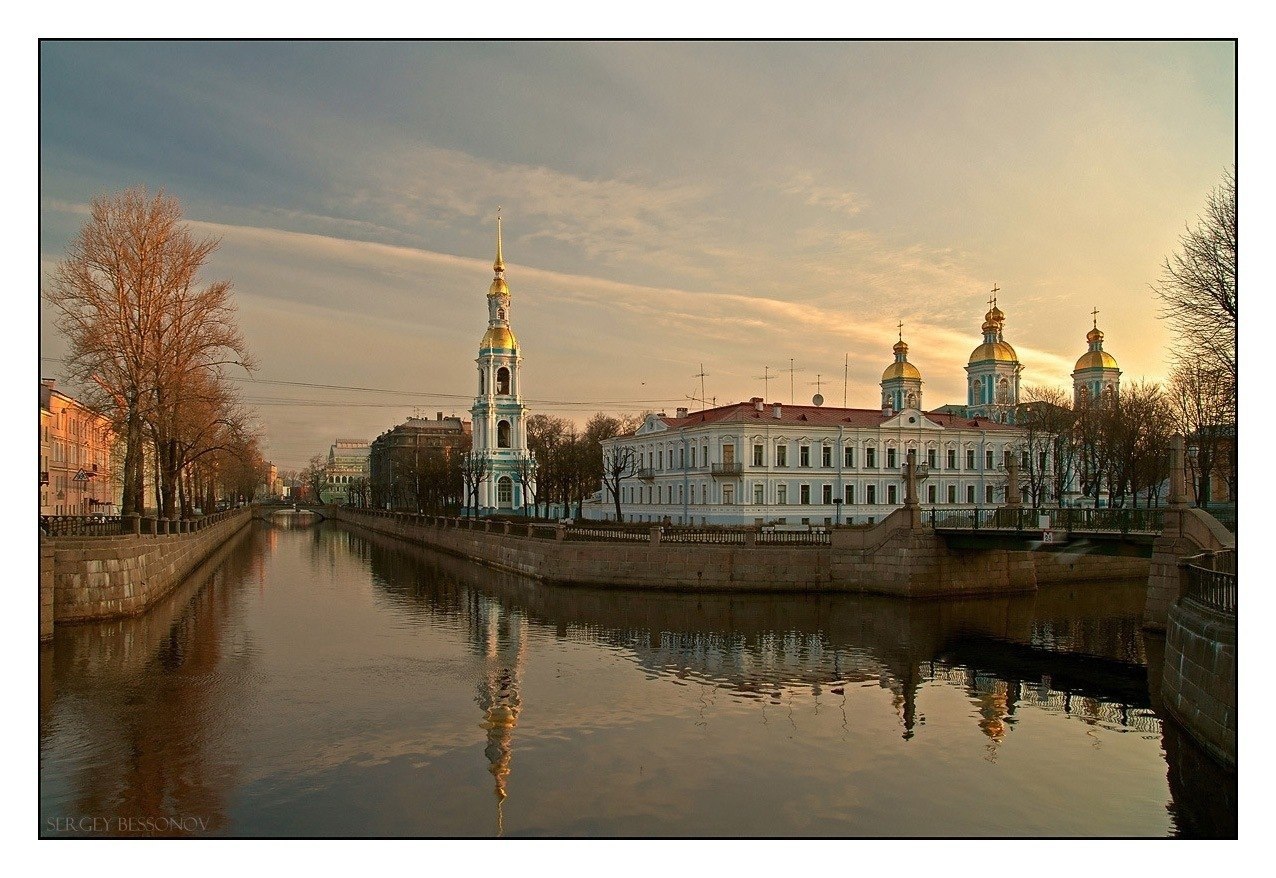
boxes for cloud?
[782,172,869,216]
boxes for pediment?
[882,409,945,430]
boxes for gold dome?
[489,277,510,296]
[968,341,1018,364]
[1074,349,1118,371]
[882,361,922,381]
[893,339,908,355]
[1086,327,1103,344]
[481,326,518,350]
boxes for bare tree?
[600,445,640,522]
[460,451,491,518]
[1017,387,1075,509]
[1168,362,1235,506]
[44,188,254,517]
[1154,168,1236,404]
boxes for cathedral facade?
[590,297,1120,526]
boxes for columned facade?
[469,217,535,515]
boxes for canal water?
[39,520,1236,837]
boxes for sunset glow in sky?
[38,40,1235,469]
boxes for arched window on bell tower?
[497,367,511,395]
[498,420,511,448]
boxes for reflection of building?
[321,440,370,505]
[472,598,528,835]
[39,379,117,516]
[468,217,535,515]
[369,415,470,511]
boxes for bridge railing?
[1182,549,1237,615]
[928,506,1164,535]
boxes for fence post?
[556,523,566,541]
[650,526,662,546]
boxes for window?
[822,484,832,504]
[1022,450,1030,469]
[887,448,897,469]
[845,484,855,504]
[966,449,976,470]
[658,450,663,470]
[690,446,697,468]
[928,484,937,503]
[497,420,511,448]
[844,446,855,468]
[866,447,877,468]
[776,445,788,467]
[723,485,734,505]
[887,485,897,505]
[927,449,937,468]
[948,484,957,503]
[966,485,976,503]
[754,483,764,504]
[753,444,764,466]
[800,484,811,504]
[723,444,736,465]
[496,367,511,395]
[777,484,788,505]
[497,476,513,505]
[680,447,685,468]
[985,449,994,470]
[985,484,994,503]
[1039,451,1047,470]
[658,486,663,504]
[867,484,877,504]
[821,446,832,467]
[800,445,810,467]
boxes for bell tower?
[469,214,534,514]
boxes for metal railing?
[662,529,747,545]
[636,468,656,481]
[757,530,830,545]
[39,515,124,536]
[710,463,743,477]
[564,526,651,543]
[928,506,1164,535]
[1183,549,1237,614]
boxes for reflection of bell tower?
[475,601,528,836]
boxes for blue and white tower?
[965,287,1022,423]
[470,216,534,514]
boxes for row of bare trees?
[45,188,266,517]
[520,412,642,519]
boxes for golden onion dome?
[968,341,1018,364]
[893,339,908,355]
[981,319,997,333]
[1074,349,1118,371]
[1086,326,1103,344]
[488,277,509,296]
[481,325,518,350]
[882,361,922,381]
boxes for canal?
[39,519,1236,837]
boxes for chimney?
[773,403,782,419]
[436,411,443,420]
[676,407,688,419]
[751,397,764,412]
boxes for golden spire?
[494,208,504,273]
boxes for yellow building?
[39,379,117,516]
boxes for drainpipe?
[836,424,844,525]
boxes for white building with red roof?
[595,387,1024,526]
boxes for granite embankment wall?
[39,508,253,635]
[331,507,1147,596]
[1144,506,1235,630]
[1161,596,1237,768]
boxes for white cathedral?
[466,217,535,515]
[590,297,1122,526]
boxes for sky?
[36,40,1236,470]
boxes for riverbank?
[329,507,1148,596]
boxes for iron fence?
[757,530,830,545]
[1183,550,1237,615]
[39,515,124,537]
[662,529,747,545]
[928,506,1163,535]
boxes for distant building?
[321,440,370,505]
[39,379,117,516]
[369,414,471,511]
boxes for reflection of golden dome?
[481,326,518,350]
[489,277,509,296]
[882,361,922,381]
[968,341,1018,364]
[1074,350,1118,371]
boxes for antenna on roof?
[787,358,804,405]
[843,353,849,408]
[810,374,825,407]
[692,363,709,411]
[754,365,773,401]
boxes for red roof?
[649,401,1017,432]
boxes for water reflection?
[39,521,1236,837]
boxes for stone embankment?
[331,506,1147,597]
[39,508,253,639]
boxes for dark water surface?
[39,520,1236,837]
